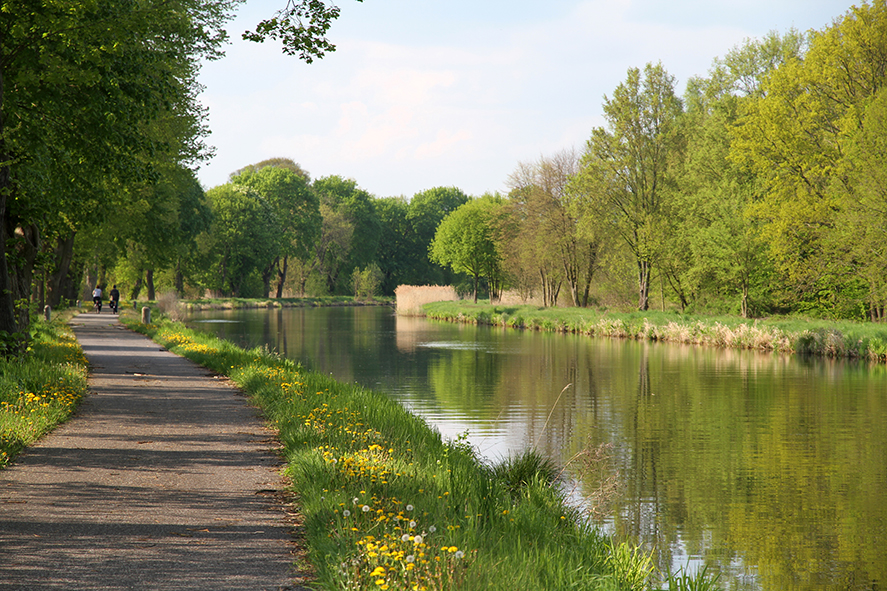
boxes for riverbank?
[123,315,718,591]
[421,302,887,363]
[180,295,393,311]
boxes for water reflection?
[186,306,887,591]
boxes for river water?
[185,305,887,590]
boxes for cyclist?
[92,286,103,313]
[109,284,120,314]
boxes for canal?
[185,305,887,591]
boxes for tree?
[579,63,684,310]
[730,1,887,317]
[231,162,321,297]
[200,184,278,297]
[430,197,504,303]
[311,176,380,294]
[508,150,601,307]
[0,0,235,344]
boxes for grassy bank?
[422,302,887,363]
[124,315,717,591]
[0,315,88,468]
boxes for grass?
[422,302,887,362]
[122,314,721,590]
[0,315,88,468]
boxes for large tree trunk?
[47,231,77,308]
[276,255,288,298]
[146,269,155,300]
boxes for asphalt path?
[0,313,307,590]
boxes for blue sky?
[196,0,852,198]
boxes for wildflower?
[447,546,458,553]
[409,520,416,528]
[362,505,371,513]
[413,535,423,545]
[428,525,436,533]
[405,555,415,563]
[401,534,410,542]
[342,510,351,517]
[455,551,464,559]
[406,504,414,511]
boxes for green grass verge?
[123,315,719,591]
[422,302,887,362]
[0,316,88,468]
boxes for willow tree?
[578,63,684,310]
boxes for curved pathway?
[0,313,305,590]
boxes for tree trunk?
[47,231,77,308]
[637,259,652,311]
[276,255,288,298]
[146,269,155,301]
[130,275,144,300]
[174,259,185,297]
[0,64,20,338]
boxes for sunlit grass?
[0,317,88,468]
[126,315,722,590]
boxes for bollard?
[141,306,151,324]
[44,305,51,321]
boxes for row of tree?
[0,0,365,350]
[431,1,887,320]
[8,1,886,349]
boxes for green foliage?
[243,0,362,63]
[430,197,505,303]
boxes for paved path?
[0,313,303,590]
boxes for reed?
[395,285,458,316]
[125,315,710,590]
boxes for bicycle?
[93,298,102,313]
[109,299,119,314]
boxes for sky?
[196,0,853,198]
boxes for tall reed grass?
[422,302,887,363]
[395,285,458,316]
[0,317,88,468]
[126,315,720,590]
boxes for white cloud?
[196,0,851,197]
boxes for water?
[186,306,887,590]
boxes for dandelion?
[401,534,410,542]
[409,520,416,528]
[362,505,371,513]
[406,504,414,511]
[455,550,464,559]
[342,510,351,517]
[413,535,423,545]
[447,546,458,553]
[405,555,415,563]
[428,525,436,533]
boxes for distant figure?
[109,284,120,314]
[92,286,103,313]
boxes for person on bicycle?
[109,285,120,314]
[92,286,102,312]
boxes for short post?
[141,307,151,324]
[43,305,51,321]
